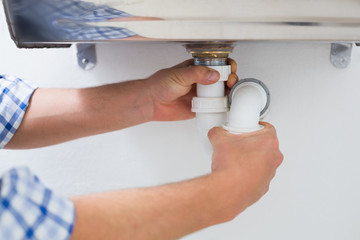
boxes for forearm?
[70,174,233,240]
[69,123,282,240]
[5,80,154,149]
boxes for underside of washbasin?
[3,0,360,48]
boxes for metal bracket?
[330,43,353,69]
[76,44,97,70]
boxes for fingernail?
[207,70,219,81]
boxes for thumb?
[208,127,231,145]
[173,66,220,87]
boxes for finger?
[258,122,278,138]
[173,66,220,87]
[227,58,237,73]
[172,59,194,68]
[259,121,275,130]
[226,73,239,88]
[208,127,223,144]
[208,127,232,145]
[225,87,231,96]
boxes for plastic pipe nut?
[192,96,229,113]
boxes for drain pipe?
[186,43,233,153]
[192,66,230,153]
[185,43,270,154]
[223,79,270,134]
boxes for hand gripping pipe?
[191,65,231,153]
[186,43,270,155]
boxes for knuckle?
[277,152,284,166]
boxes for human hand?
[70,122,280,240]
[208,122,283,220]
[146,59,238,121]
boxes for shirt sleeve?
[0,167,75,240]
[0,75,37,149]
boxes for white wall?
[1,8,360,240]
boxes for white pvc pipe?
[224,82,267,134]
[229,86,262,129]
[194,82,227,154]
[196,112,227,154]
[197,82,225,97]
[193,66,269,156]
[192,65,231,155]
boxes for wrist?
[135,79,155,123]
[138,77,156,122]
[207,171,249,222]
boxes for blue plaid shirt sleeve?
[0,75,37,149]
[0,167,75,240]
[0,77,75,239]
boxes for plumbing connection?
[185,42,270,153]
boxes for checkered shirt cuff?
[0,167,75,240]
[0,75,37,149]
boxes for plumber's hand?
[146,59,238,121]
[208,122,283,219]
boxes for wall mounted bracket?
[330,43,353,69]
[74,42,358,70]
[76,44,97,70]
